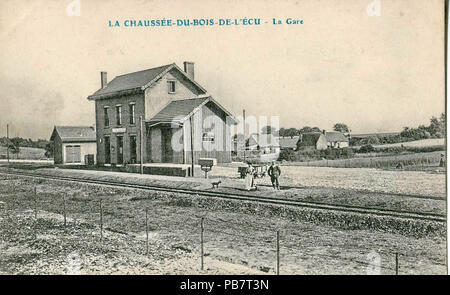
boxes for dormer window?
[168,80,176,94]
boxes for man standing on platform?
[268,161,281,190]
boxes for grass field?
[283,151,445,171]
[0,146,47,160]
[0,175,446,274]
[373,138,445,149]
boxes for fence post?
[200,217,204,271]
[276,230,280,275]
[100,199,103,243]
[145,208,149,256]
[63,194,67,228]
[34,186,37,219]
[395,253,399,275]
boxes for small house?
[246,134,280,154]
[297,132,328,151]
[324,131,349,148]
[50,126,97,165]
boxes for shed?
[50,126,97,165]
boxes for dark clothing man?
[268,163,281,190]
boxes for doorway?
[116,136,123,165]
[161,128,173,163]
[130,135,137,164]
[104,136,111,164]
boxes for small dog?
[211,180,222,189]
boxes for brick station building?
[87,62,237,166]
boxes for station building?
[87,62,237,166]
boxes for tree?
[299,126,321,133]
[261,125,278,135]
[7,141,20,158]
[45,142,54,158]
[333,123,350,133]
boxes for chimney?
[100,71,107,89]
[183,61,195,80]
[322,130,326,135]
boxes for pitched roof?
[87,63,207,100]
[147,96,238,126]
[278,136,299,149]
[324,131,348,142]
[147,97,209,125]
[298,132,323,147]
[50,126,96,143]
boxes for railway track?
[0,170,446,223]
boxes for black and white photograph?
[0,0,447,280]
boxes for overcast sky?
[0,0,445,139]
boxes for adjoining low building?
[50,126,96,165]
[297,132,328,151]
[324,131,349,148]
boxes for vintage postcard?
[0,0,447,282]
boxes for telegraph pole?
[140,116,144,174]
[189,116,195,177]
[243,110,246,163]
[6,124,9,165]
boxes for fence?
[0,175,441,275]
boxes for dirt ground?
[0,174,446,275]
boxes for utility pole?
[140,116,144,174]
[6,124,9,165]
[189,116,195,177]
[243,110,246,163]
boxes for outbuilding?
[50,126,97,165]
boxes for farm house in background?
[87,62,237,166]
[49,126,96,165]
[324,131,349,148]
[297,132,328,151]
[246,134,281,154]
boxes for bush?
[359,144,375,153]
[278,149,298,161]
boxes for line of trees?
[263,123,350,137]
[350,114,446,146]
[0,137,52,158]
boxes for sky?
[0,0,445,139]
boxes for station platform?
[126,163,195,177]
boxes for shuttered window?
[104,107,109,127]
[116,105,122,125]
[129,103,136,124]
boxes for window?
[168,80,176,93]
[103,107,109,127]
[116,105,122,125]
[202,132,215,142]
[129,103,136,125]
